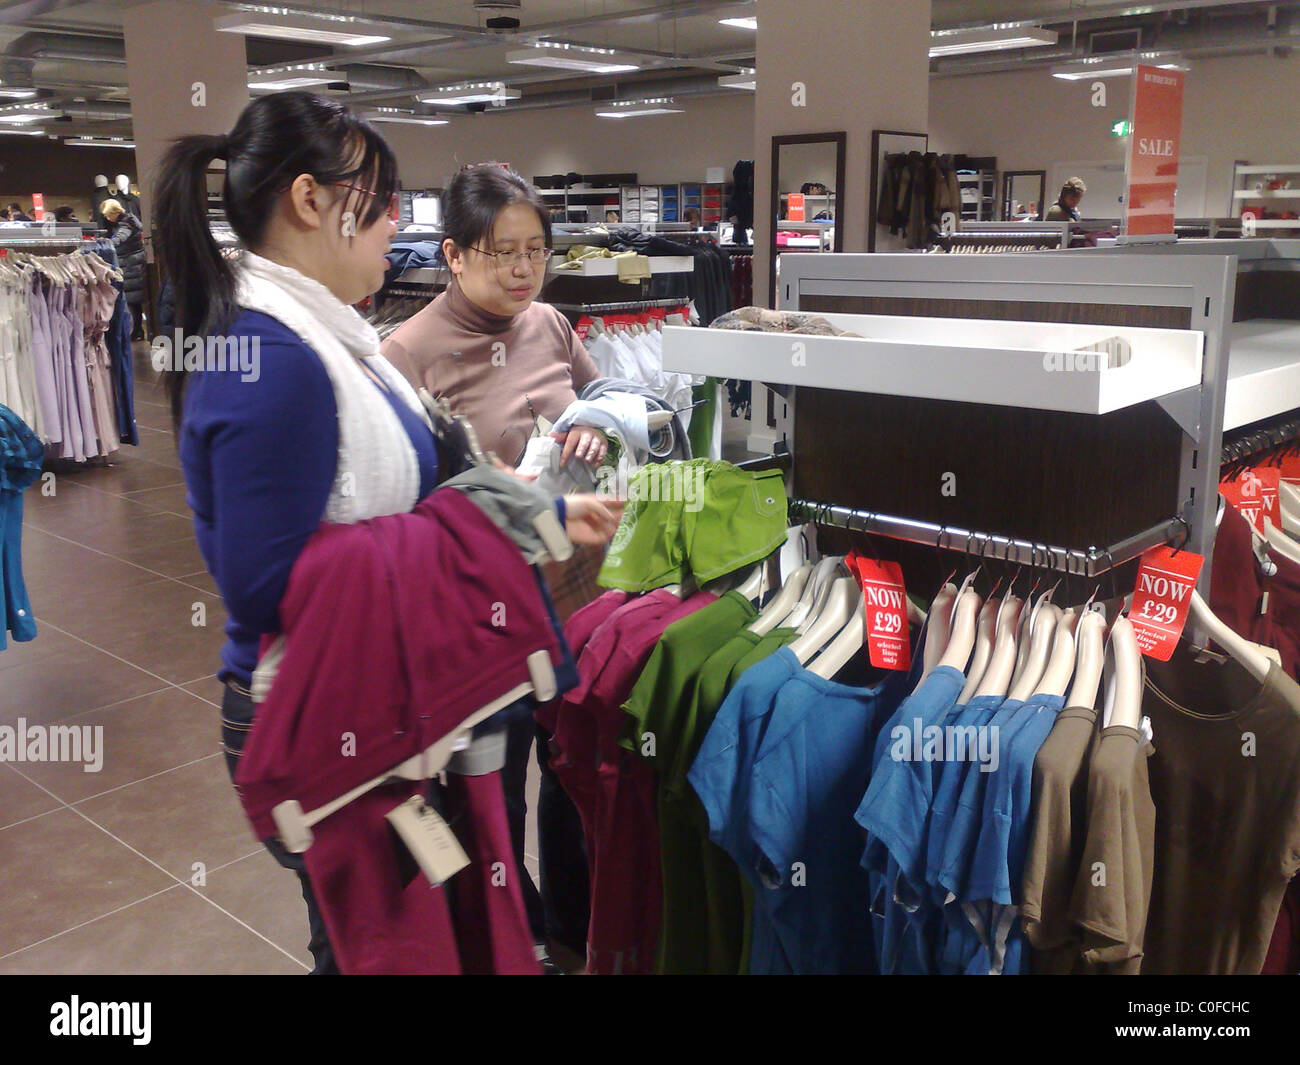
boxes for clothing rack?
[788,498,1184,578]
[1221,412,1300,465]
[547,297,690,315]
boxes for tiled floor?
[0,346,545,974]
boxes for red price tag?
[1279,450,1300,486]
[850,557,911,671]
[1220,466,1281,533]
[1129,546,1204,661]
[575,315,594,342]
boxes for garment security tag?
[1128,546,1205,661]
[855,559,912,671]
[385,795,470,886]
[1220,467,1280,533]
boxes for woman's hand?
[563,494,625,545]
[553,425,608,467]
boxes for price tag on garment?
[1278,449,1300,486]
[1128,546,1205,661]
[853,558,912,671]
[1220,466,1281,534]
[385,795,470,886]
[575,315,595,342]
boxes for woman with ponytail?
[154,92,621,974]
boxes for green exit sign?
[1110,119,1133,137]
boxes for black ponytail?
[153,91,398,426]
[442,163,552,252]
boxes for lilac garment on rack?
[91,241,137,446]
[67,283,101,457]
[24,273,60,446]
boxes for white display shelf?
[1224,320,1300,430]
[1234,189,1300,199]
[547,254,693,277]
[662,311,1204,417]
[1240,220,1300,229]
[1235,164,1300,175]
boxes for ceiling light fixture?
[929,25,1057,57]
[364,112,450,126]
[507,43,639,74]
[719,16,757,30]
[419,81,520,105]
[1050,51,1189,80]
[595,97,684,119]
[247,61,340,90]
[66,138,136,148]
[0,127,45,136]
[718,70,755,90]
[215,11,391,47]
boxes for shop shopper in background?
[101,198,148,340]
[152,92,620,974]
[1045,176,1087,221]
[382,163,606,970]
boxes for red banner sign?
[1124,64,1185,238]
[787,192,806,222]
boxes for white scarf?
[235,252,430,523]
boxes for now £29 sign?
[1129,545,1204,660]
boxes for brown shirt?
[1071,725,1155,975]
[1021,706,1100,974]
[381,280,599,465]
[1141,650,1300,974]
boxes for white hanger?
[973,594,1023,699]
[733,562,767,602]
[1279,480,1300,537]
[1066,607,1108,709]
[921,583,958,680]
[1262,516,1300,564]
[1034,606,1078,699]
[806,597,866,679]
[936,586,982,673]
[271,649,558,853]
[788,577,859,663]
[1008,583,1047,693]
[1187,588,1272,683]
[1103,616,1143,730]
[749,561,812,634]
[786,555,846,631]
[957,596,1001,704]
[1008,603,1062,703]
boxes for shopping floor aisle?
[0,346,543,974]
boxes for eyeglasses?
[333,182,398,217]
[470,245,554,270]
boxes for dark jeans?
[501,713,591,955]
[220,682,339,975]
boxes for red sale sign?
[1220,466,1281,534]
[1129,546,1204,660]
[1124,64,1185,238]
[849,556,911,671]
[787,192,806,222]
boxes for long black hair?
[442,163,551,252]
[153,91,397,424]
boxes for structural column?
[122,1,249,225]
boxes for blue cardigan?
[180,311,442,685]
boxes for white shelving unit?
[548,254,694,278]
[663,313,1203,417]
[1231,162,1300,232]
[1224,319,1300,430]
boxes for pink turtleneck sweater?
[381,280,598,465]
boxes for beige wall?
[754,0,932,304]
[382,92,756,189]
[929,52,1299,219]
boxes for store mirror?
[769,131,846,306]
[1002,170,1046,221]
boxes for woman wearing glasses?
[382,164,608,971]
[152,94,620,974]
